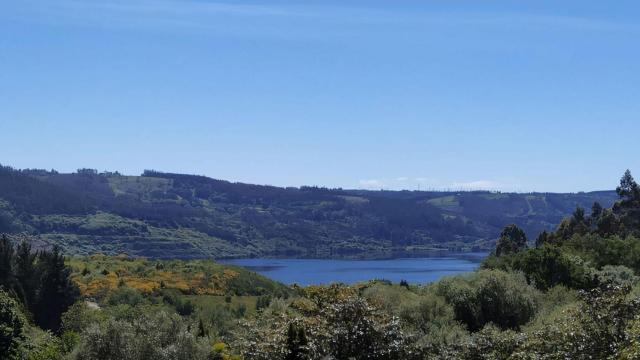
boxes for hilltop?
[0,166,618,258]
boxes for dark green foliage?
[397,291,456,335]
[591,201,603,219]
[105,287,146,307]
[573,206,585,223]
[0,238,80,333]
[617,169,640,202]
[495,225,527,256]
[35,245,81,332]
[0,289,27,357]
[534,230,549,247]
[285,323,309,360]
[0,235,14,289]
[255,295,271,311]
[175,299,195,316]
[0,166,90,215]
[0,165,619,258]
[544,171,640,242]
[197,318,207,337]
[156,289,195,316]
[510,245,597,290]
[436,270,538,331]
[566,234,640,272]
[14,240,38,311]
[596,208,621,236]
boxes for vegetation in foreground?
[3,170,640,359]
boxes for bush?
[517,285,640,359]
[398,292,454,333]
[231,291,410,360]
[436,270,539,331]
[62,302,105,334]
[71,311,210,360]
[105,287,146,307]
[567,234,640,272]
[174,298,195,316]
[597,265,638,287]
[511,245,598,290]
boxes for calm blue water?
[219,253,488,285]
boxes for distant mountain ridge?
[0,166,618,259]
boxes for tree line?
[0,236,79,333]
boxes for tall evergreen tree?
[34,245,79,332]
[0,235,15,289]
[616,169,640,202]
[495,224,527,256]
[13,240,37,313]
[591,202,603,219]
[573,207,585,223]
[535,230,549,247]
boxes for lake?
[219,252,488,285]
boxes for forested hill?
[0,166,618,258]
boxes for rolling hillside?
[0,166,618,258]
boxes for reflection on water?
[219,253,489,285]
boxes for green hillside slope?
[0,166,618,258]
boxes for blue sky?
[1,0,639,192]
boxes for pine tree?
[573,207,585,223]
[495,224,527,256]
[13,240,37,312]
[34,245,79,332]
[591,202,603,219]
[0,235,14,289]
[535,230,549,247]
[616,169,640,202]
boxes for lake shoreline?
[218,253,489,285]
[213,249,492,261]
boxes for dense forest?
[2,169,640,359]
[0,165,617,259]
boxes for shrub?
[398,292,454,333]
[61,302,105,334]
[511,245,598,290]
[105,287,146,307]
[597,265,638,287]
[517,285,640,359]
[231,291,409,360]
[71,311,210,360]
[436,270,538,331]
[175,298,195,316]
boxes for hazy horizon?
[0,163,620,194]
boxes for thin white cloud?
[395,177,408,182]
[359,179,385,189]
[7,0,636,36]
